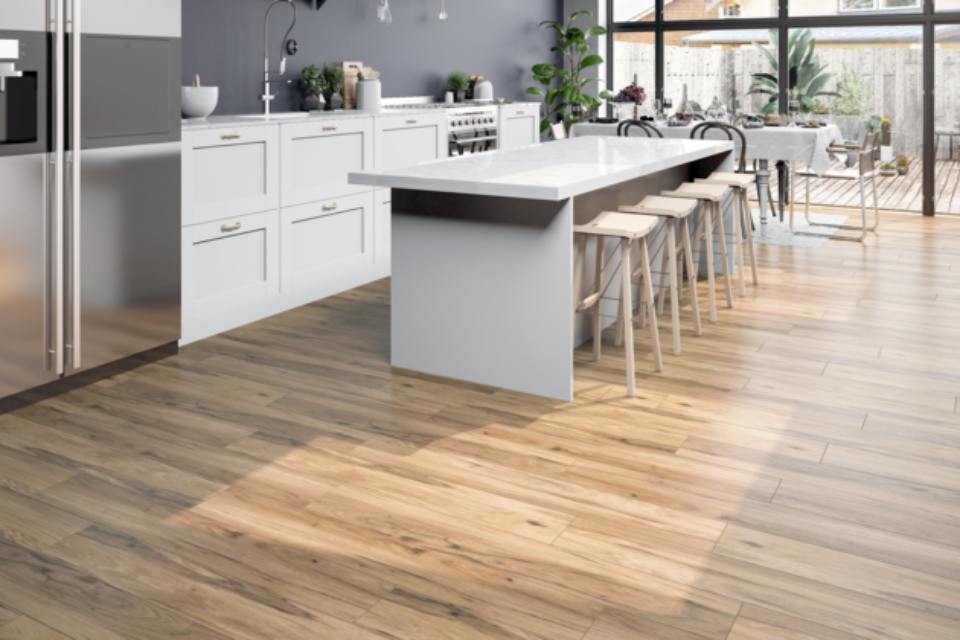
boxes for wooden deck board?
[1,212,960,639]
[755,159,960,215]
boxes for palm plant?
[748,29,836,115]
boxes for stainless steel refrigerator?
[0,0,181,399]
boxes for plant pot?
[880,145,894,163]
[879,168,897,177]
[897,166,908,176]
[324,92,343,111]
[454,90,466,103]
[303,94,325,112]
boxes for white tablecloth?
[572,121,843,175]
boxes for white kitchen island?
[350,136,734,401]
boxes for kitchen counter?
[350,136,733,201]
[348,136,734,401]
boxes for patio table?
[572,121,843,223]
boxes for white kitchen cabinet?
[280,117,374,207]
[375,188,392,276]
[374,113,447,170]
[181,210,280,344]
[499,104,541,151]
[280,191,380,308]
[182,125,280,226]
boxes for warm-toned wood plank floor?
[2,211,960,639]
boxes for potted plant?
[880,117,893,163]
[323,63,344,111]
[299,64,326,111]
[879,162,897,177]
[611,76,647,121]
[896,154,910,176]
[447,71,470,103]
[748,29,836,116]
[526,9,612,135]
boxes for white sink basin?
[236,112,311,121]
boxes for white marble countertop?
[182,102,543,131]
[349,136,734,201]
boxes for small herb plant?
[526,9,611,133]
[323,63,344,95]
[299,64,325,97]
[447,71,470,93]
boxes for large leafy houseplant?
[748,29,836,115]
[527,10,611,134]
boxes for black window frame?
[606,0,960,215]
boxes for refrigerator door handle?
[67,0,82,370]
[50,0,66,376]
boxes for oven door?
[449,129,499,156]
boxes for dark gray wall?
[183,0,562,115]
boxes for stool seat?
[662,182,730,203]
[575,212,658,239]
[698,172,755,190]
[620,195,698,218]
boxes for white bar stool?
[697,172,759,296]
[619,195,703,356]
[574,212,663,397]
[660,182,734,322]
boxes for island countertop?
[349,135,734,201]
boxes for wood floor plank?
[1,211,959,638]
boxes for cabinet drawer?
[374,113,446,170]
[499,105,540,151]
[182,126,280,226]
[280,192,376,306]
[182,210,280,344]
[281,117,373,207]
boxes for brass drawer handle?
[322,126,337,132]
[515,111,526,116]
[220,222,242,233]
[405,119,418,125]
[322,203,338,212]
[220,133,241,141]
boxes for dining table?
[571,120,844,224]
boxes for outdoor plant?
[527,9,612,133]
[896,154,910,175]
[747,28,836,115]
[834,63,869,117]
[299,64,325,97]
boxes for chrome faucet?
[261,0,297,117]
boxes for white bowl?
[181,86,219,119]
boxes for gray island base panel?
[350,137,734,401]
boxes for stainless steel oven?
[447,105,499,156]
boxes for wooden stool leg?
[715,202,735,309]
[734,188,747,297]
[681,217,703,337]
[620,238,637,396]
[656,237,669,317]
[593,236,604,362]
[667,219,681,356]
[703,202,718,323]
[640,237,663,373]
[742,190,759,286]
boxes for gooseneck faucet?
[261,0,297,116]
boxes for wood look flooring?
[2,210,960,639]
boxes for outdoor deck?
[752,158,960,215]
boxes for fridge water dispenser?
[0,38,37,145]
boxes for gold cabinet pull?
[321,203,338,212]
[220,133,241,141]
[322,126,337,132]
[220,222,242,233]
[405,119,418,125]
